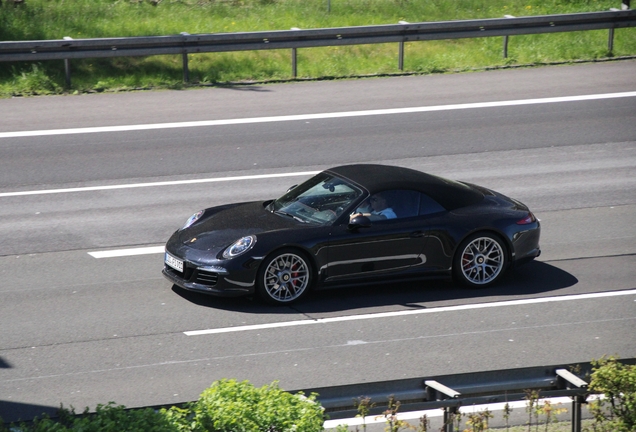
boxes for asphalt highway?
[0,60,635,424]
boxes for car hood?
[175,201,299,252]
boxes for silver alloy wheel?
[262,252,310,303]
[460,236,505,285]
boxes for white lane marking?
[0,170,319,198]
[1,91,635,139]
[184,289,636,336]
[88,246,164,258]
[3,91,634,199]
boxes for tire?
[257,249,312,305]
[453,233,507,288]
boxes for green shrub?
[1,380,323,431]
[3,403,177,432]
[587,357,636,432]
[164,379,324,432]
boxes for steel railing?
[1,8,635,85]
[299,359,636,432]
[5,359,635,431]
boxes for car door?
[323,190,429,282]
[416,192,455,272]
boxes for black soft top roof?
[326,164,484,210]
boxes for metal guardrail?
[0,8,635,85]
[299,359,636,432]
[5,360,634,431]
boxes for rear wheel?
[454,233,507,287]
[257,249,312,305]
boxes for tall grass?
[0,0,634,96]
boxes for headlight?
[181,210,204,230]
[223,235,256,259]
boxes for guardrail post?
[571,395,585,432]
[64,59,71,87]
[442,406,460,432]
[610,2,630,53]
[291,28,300,78]
[425,380,461,432]
[181,32,190,83]
[62,37,73,87]
[503,16,515,58]
[556,369,588,432]
[182,53,189,82]
[398,21,408,71]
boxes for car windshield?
[268,173,363,225]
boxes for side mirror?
[348,215,371,231]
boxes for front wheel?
[257,250,312,305]
[453,233,507,288]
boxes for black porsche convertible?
[163,164,540,305]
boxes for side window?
[419,193,446,216]
[353,190,444,221]
[386,190,421,219]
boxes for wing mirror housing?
[348,215,372,231]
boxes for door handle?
[410,230,424,238]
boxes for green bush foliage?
[0,403,177,432]
[587,357,636,432]
[1,380,324,432]
[163,379,324,432]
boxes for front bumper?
[162,259,256,297]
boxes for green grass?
[0,0,635,97]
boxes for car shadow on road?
[0,357,61,424]
[0,400,59,425]
[171,260,578,314]
[303,260,578,314]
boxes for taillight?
[517,212,537,225]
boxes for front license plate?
[165,253,184,272]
